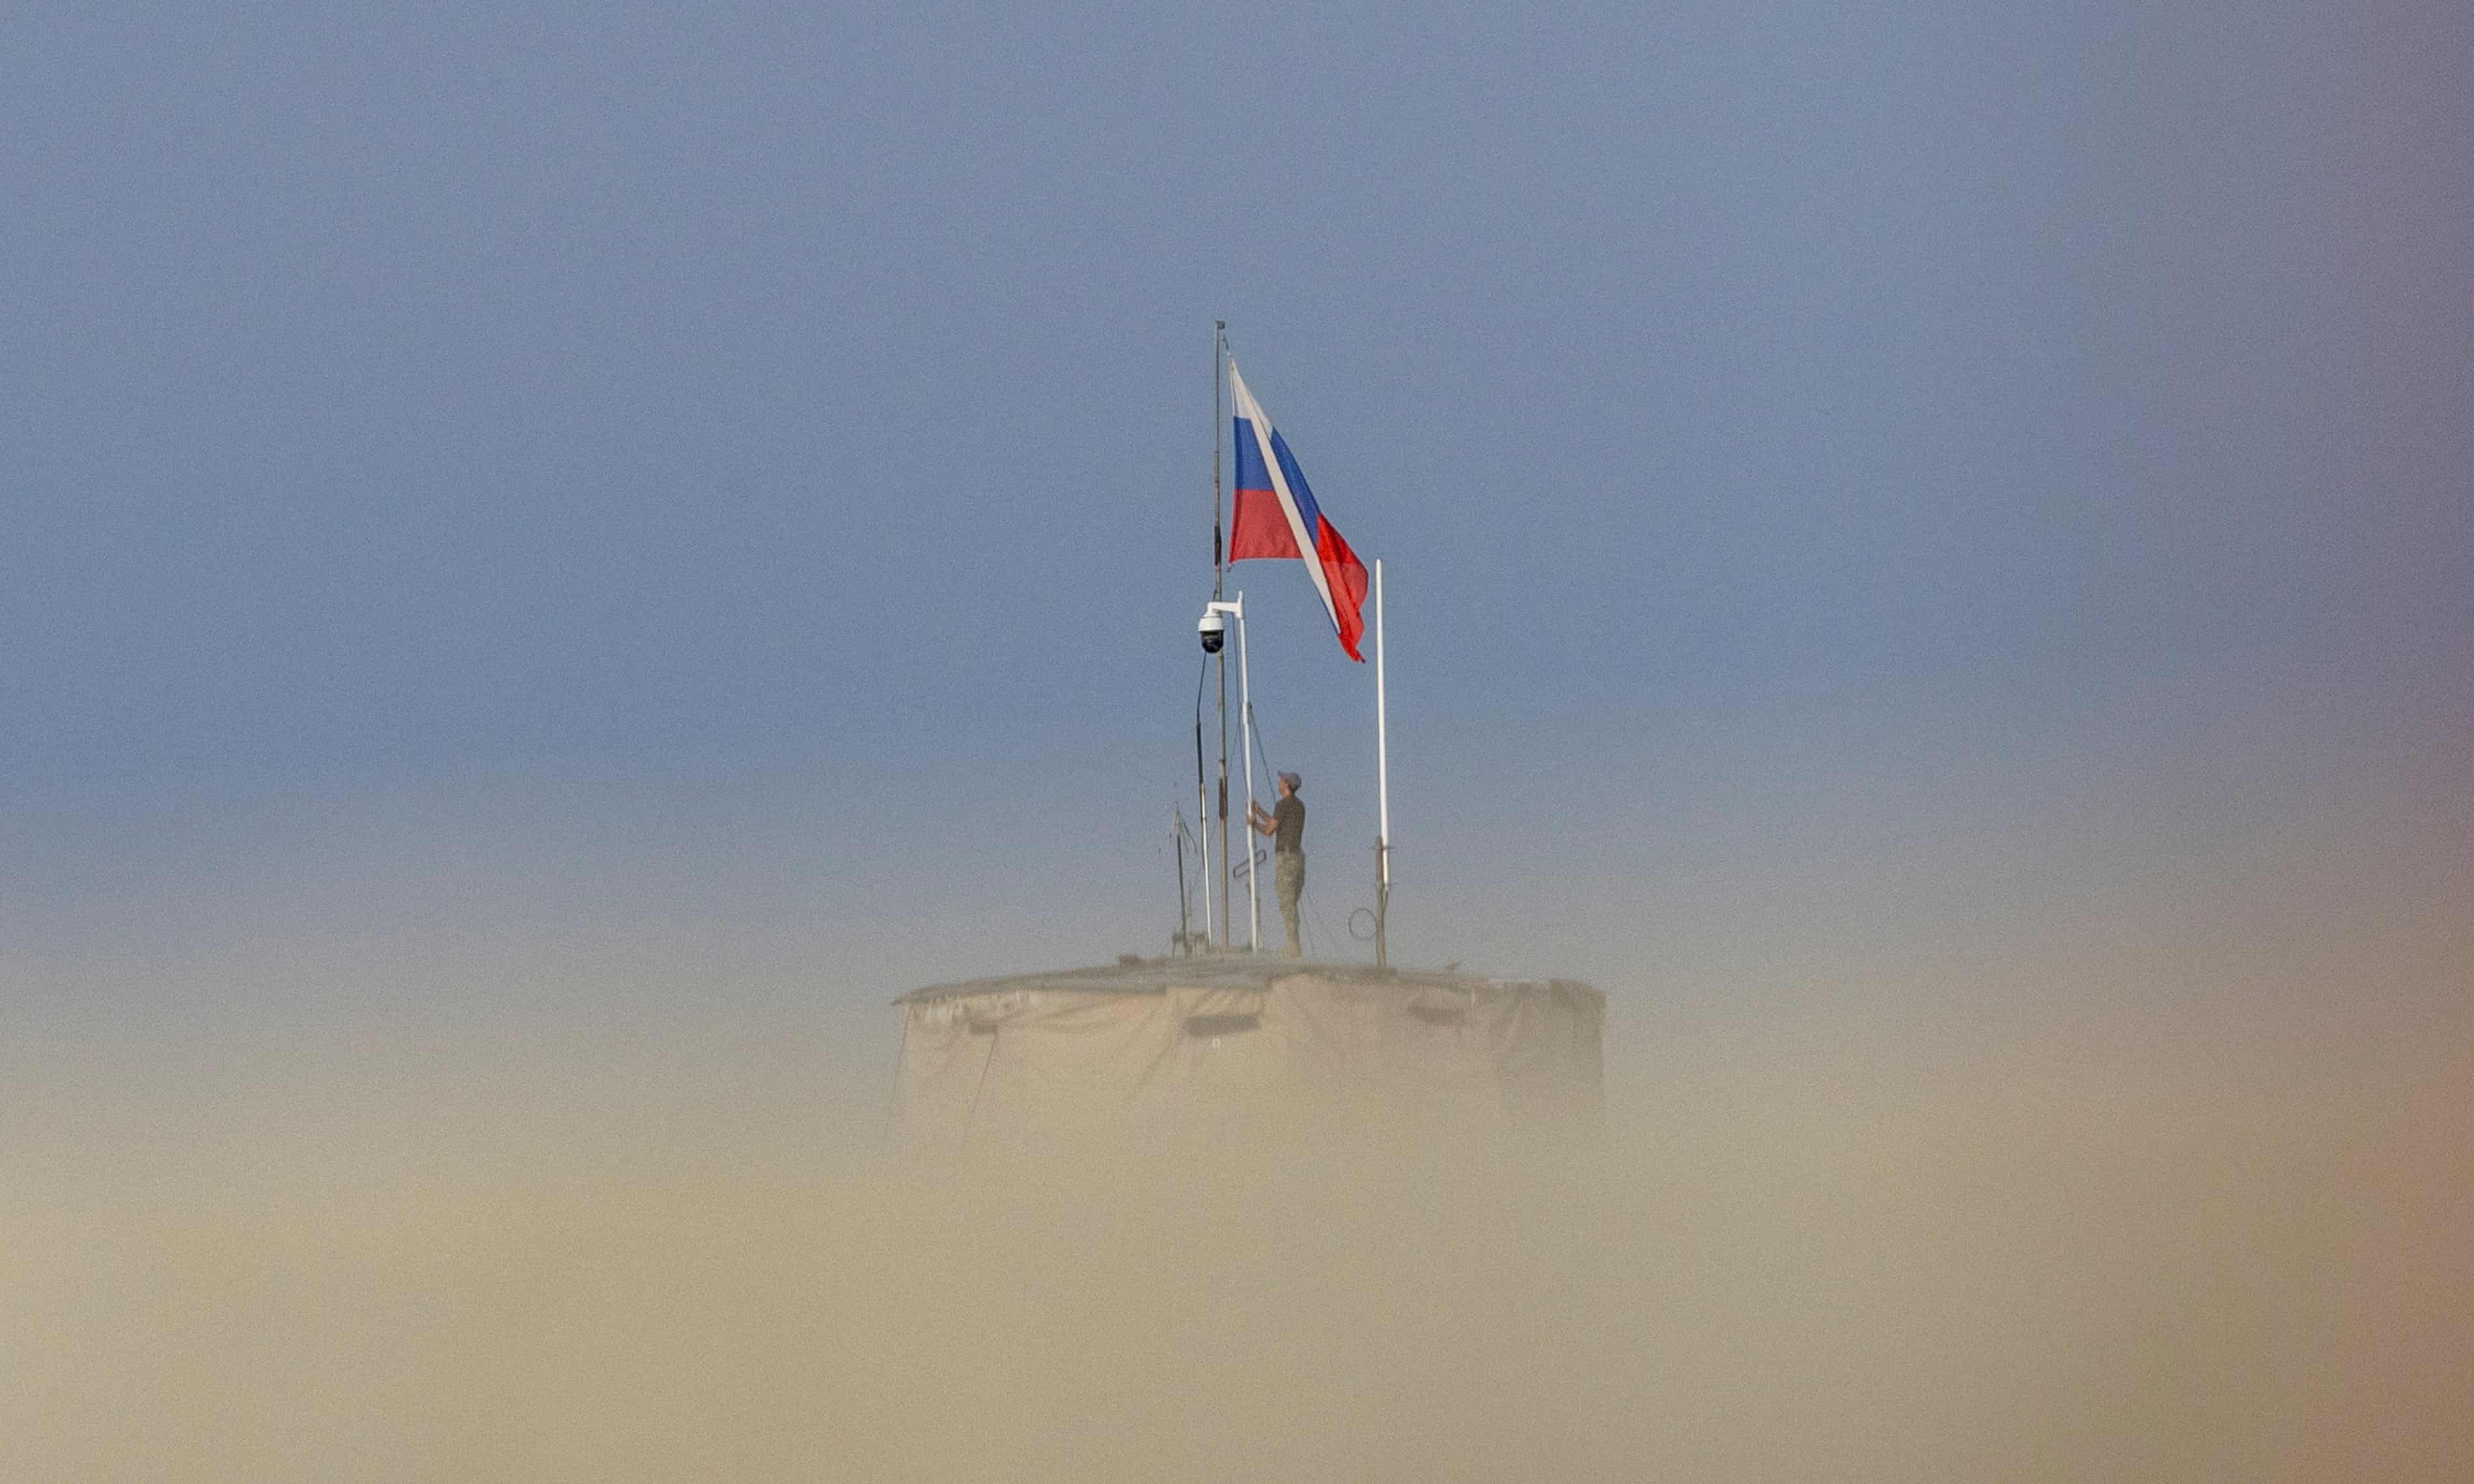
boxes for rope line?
[958,1024,1001,1156]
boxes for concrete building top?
[894,954,1597,1006]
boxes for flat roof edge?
[893,957,1599,1006]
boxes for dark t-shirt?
[1272,795,1305,855]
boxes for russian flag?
[1228,361,1370,661]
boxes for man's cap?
[1279,771,1301,790]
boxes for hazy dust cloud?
[5,989,2465,1483]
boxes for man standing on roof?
[1249,772,1307,956]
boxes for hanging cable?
[958,1023,1001,1156]
[1194,655,1212,804]
[1232,698,1277,901]
[1244,703,1277,792]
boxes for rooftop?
[894,954,1596,1006]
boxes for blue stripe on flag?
[1269,428,1324,537]
[1233,416,1272,492]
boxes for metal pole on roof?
[1214,323,1231,950]
[1193,665,1213,951]
[1237,596,1259,952]
[1374,558,1391,969]
[1206,596,1258,952]
[1173,810,1191,954]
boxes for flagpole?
[1374,558,1391,969]
[1193,700,1212,950]
[1213,323,1231,950]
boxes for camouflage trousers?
[1274,853,1305,957]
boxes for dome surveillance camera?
[1197,608,1227,654]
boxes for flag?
[1227,361,1370,661]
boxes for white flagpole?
[1237,596,1260,952]
[1374,559,1391,967]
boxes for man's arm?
[1247,801,1276,836]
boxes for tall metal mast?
[1212,322,1230,949]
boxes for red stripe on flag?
[1228,487,1301,561]
[1316,519,1369,662]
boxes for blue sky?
[5,3,2466,1064]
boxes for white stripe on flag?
[1229,361,1340,635]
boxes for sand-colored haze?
[5,993,2464,1482]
